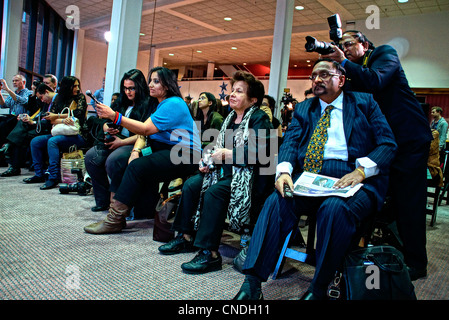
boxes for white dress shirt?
[276,92,379,179]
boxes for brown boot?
[84,200,129,234]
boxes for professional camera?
[59,168,92,196]
[201,149,216,171]
[280,89,295,128]
[281,90,294,107]
[305,14,342,54]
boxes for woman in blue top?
[84,67,201,234]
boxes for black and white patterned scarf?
[193,106,258,232]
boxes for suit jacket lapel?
[309,98,321,136]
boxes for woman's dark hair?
[230,71,264,107]
[263,94,276,112]
[54,76,80,106]
[113,69,152,121]
[118,69,150,107]
[195,92,217,128]
[343,30,376,50]
[149,66,182,99]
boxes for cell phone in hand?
[106,122,120,129]
[284,184,294,198]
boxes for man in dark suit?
[233,59,397,300]
[324,31,433,280]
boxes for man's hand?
[333,168,365,189]
[321,44,346,63]
[0,79,10,91]
[275,173,294,198]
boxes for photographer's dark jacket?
[343,44,432,151]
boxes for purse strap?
[59,107,74,118]
[365,252,404,274]
[161,192,181,206]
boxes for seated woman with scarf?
[158,71,274,275]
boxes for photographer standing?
[324,30,433,280]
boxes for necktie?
[303,105,334,173]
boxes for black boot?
[233,275,264,300]
[1,166,21,177]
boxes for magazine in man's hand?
[293,172,363,198]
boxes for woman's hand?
[45,112,58,122]
[64,117,74,125]
[128,150,140,164]
[103,122,120,135]
[96,103,115,120]
[105,136,123,150]
[211,148,233,163]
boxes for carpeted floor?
[1,169,448,304]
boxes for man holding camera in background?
[322,29,432,281]
[0,75,33,165]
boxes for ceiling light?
[169,53,174,56]
[306,60,311,63]
[398,0,408,3]
[231,47,237,50]
[139,33,145,36]
[104,31,111,42]
[224,17,232,21]
[295,5,304,10]
[196,50,202,53]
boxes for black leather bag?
[341,245,417,300]
[153,193,180,242]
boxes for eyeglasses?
[342,41,357,49]
[309,71,340,81]
[124,87,136,92]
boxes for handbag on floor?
[153,193,181,242]
[60,145,85,184]
[51,105,80,136]
[331,245,417,300]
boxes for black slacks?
[388,140,430,271]
[85,144,133,208]
[172,172,232,251]
[243,188,375,299]
[114,148,198,214]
